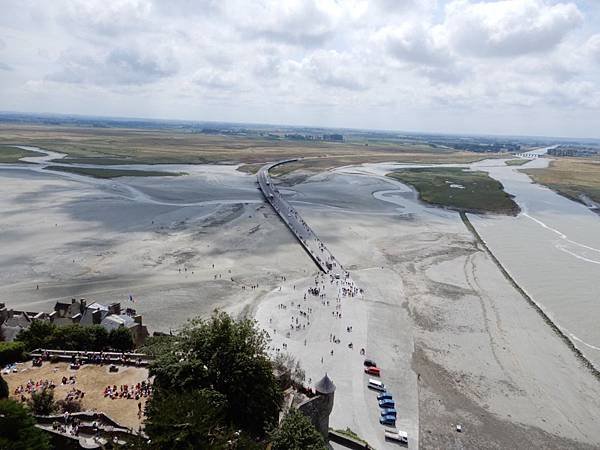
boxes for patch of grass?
[43,165,184,179]
[388,167,520,215]
[523,158,600,204]
[332,428,371,446]
[505,159,528,166]
[0,145,40,163]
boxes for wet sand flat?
[2,160,600,449]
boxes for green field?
[43,166,183,179]
[387,167,520,215]
[0,124,498,167]
[523,158,600,204]
[0,145,40,163]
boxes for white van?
[368,379,385,391]
[384,430,408,444]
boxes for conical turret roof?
[315,373,336,394]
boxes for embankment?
[460,211,600,381]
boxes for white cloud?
[444,0,583,57]
[46,46,178,85]
[297,50,371,91]
[228,0,347,47]
[376,24,451,66]
[0,0,599,137]
[586,34,600,64]
[60,0,154,37]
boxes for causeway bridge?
[257,160,343,276]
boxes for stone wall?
[298,391,334,439]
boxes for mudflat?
[1,150,600,449]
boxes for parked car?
[377,392,393,401]
[384,429,408,444]
[379,399,395,408]
[380,414,396,425]
[381,408,397,417]
[368,379,386,392]
[364,359,377,367]
[364,366,381,376]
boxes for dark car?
[379,399,395,408]
[381,408,397,417]
[364,359,377,367]
[377,392,393,401]
[380,414,396,425]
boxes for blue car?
[379,414,396,425]
[379,399,395,408]
[377,392,393,401]
[381,408,397,417]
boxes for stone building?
[0,299,148,347]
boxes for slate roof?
[315,373,336,394]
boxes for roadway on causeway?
[257,160,343,277]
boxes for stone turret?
[299,373,336,439]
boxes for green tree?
[108,327,134,351]
[0,399,50,450]
[273,353,306,385]
[29,388,57,416]
[138,334,174,357]
[150,311,282,438]
[15,321,56,351]
[0,341,25,366]
[0,373,8,399]
[49,324,98,350]
[86,325,109,351]
[144,389,230,450]
[17,322,113,352]
[269,409,326,450]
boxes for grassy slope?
[388,168,520,215]
[0,145,40,163]
[523,158,600,204]
[0,124,498,167]
[44,166,183,179]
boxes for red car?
[364,366,381,376]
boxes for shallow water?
[469,158,600,368]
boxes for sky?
[1,0,600,138]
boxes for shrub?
[29,388,57,416]
[16,322,118,352]
[15,321,56,351]
[55,398,82,413]
[0,399,50,450]
[0,341,25,366]
[108,327,134,351]
[0,374,8,399]
[269,409,326,450]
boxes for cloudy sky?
[1,0,600,137]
